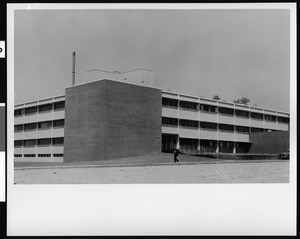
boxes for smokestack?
[72,52,76,85]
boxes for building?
[14,69,290,162]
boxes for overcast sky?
[14,8,290,112]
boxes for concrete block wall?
[249,131,289,154]
[64,79,162,162]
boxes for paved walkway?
[14,153,289,184]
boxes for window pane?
[54,101,65,110]
[25,107,37,115]
[52,137,64,145]
[24,123,37,130]
[37,138,51,145]
[38,121,52,129]
[23,139,36,147]
[14,124,23,131]
[39,104,52,112]
[162,98,178,107]
[53,119,64,127]
[14,109,23,116]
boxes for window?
[180,119,198,128]
[200,104,217,113]
[25,106,37,115]
[24,123,37,131]
[53,119,64,128]
[200,122,217,130]
[265,115,276,122]
[180,101,198,110]
[162,117,178,126]
[219,124,234,132]
[162,98,178,107]
[54,101,65,110]
[14,124,23,131]
[37,138,51,146]
[236,126,249,133]
[52,137,64,145]
[251,112,263,120]
[38,154,51,157]
[53,154,64,157]
[24,154,36,157]
[14,154,22,157]
[14,109,23,116]
[38,103,52,112]
[235,110,249,118]
[23,139,36,147]
[251,127,264,133]
[14,140,22,147]
[218,107,234,115]
[38,121,52,129]
[277,117,289,124]
[219,141,233,148]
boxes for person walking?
[174,149,179,163]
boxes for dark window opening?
[52,137,64,145]
[180,119,198,128]
[200,122,217,130]
[25,107,37,115]
[180,101,198,110]
[14,140,22,147]
[277,117,289,124]
[23,139,36,147]
[14,109,23,116]
[251,112,263,120]
[235,110,249,118]
[162,98,178,107]
[38,121,52,129]
[24,123,37,131]
[54,101,65,110]
[265,114,276,122]
[236,126,250,133]
[200,104,217,113]
[218,107,234,115]
[39,103,52,112]
[37,138,52,146]
[14,124,23,131]
[53,119,64,128]
[219,124,234,132]
[162,117,178,126]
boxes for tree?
[233,97,250,105]
[213,95,221,100]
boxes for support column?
[233,142,236,154]
[216,141,220,153]
[176,135,180,150]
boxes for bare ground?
[14,154,289,184]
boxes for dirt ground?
[14,159,289,184]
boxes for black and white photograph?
[13,6,292,184]
[6,3,296,236]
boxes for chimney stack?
[72,52,76,85]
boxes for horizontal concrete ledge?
[14,159,287,171]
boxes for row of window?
[14,119,64,132]
[14,154,64,157]
[14,101,65,116]
[162,98,289,123]
[14,137,64,147]
[162,117,274,133]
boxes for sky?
[14,8,290,112]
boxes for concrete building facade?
[14,69,290,162]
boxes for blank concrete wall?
[249,131,289,154]
[64,79,162,162]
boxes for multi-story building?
[14,69,290,162]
